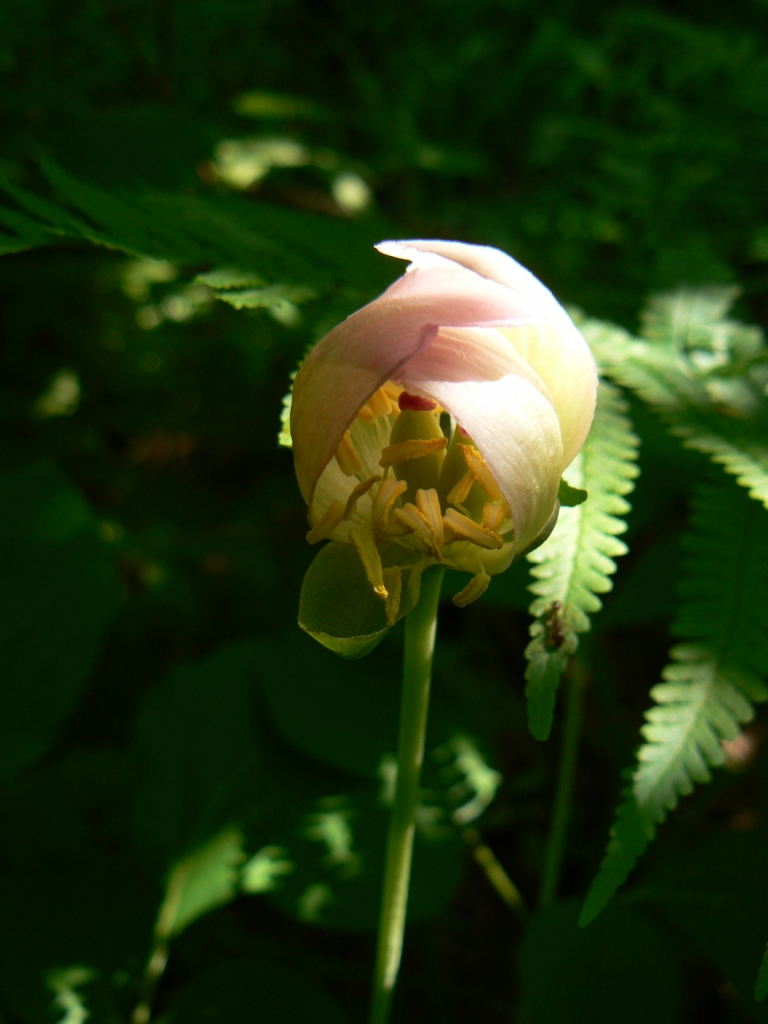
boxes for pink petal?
[376,239,558,309]
[291,265,538,505]
[378,240,598,468]
[400,328,564,552]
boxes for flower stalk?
[370,565,445,1024]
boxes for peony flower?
[291,239,597,618]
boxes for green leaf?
[158,828,246,939]
[581,479,768,926]
[132,643,264,874]
[262,790,464,930]
[639,831,768,1017]
[157,959,351,1024]
[0,852,155,1024]
[524,382,639,739]
[260,629,504,827]
[757,946,768,1002]
[260,629,402,777]
[298,542,424,658]
[580,292,768,508]
[0,461,121,782]
[519,901,681,1024]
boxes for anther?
[306,501,346,544]
[393,503,442,558]
[379,436,447,467]
[372,477,408,539]
[398,392,437,412]
[367,387,392,419]
[356,403,377,423]
[482,503,504,533]
[344,475,381,520]
[383,566,402,627]
[452,571,491,608]
[416,488,444,549]
[459,445,503,502]
[349,526,388,599]
[443,508,504,549]
[335,430,364,477]
[446,470,476,508]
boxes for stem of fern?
[539,663,584,908]
[369,565,444,1024]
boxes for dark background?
[1,1,768,1022]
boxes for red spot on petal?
[398,392,436,412]
[458,425,471,438]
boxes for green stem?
[459,825,529,924]
[538,665,584,909]
[369,565,445,1024]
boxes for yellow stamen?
[443,508,504,549]
[459,444,503,501]
[379,436,447,467]
[349,525,388,599]
[372,477,408,539]
[336,430,364,476]
[306,501,346,544]
[393,503,442,557]
[482,503,504,533]
[344,475,381,520]
[367,387,392,419]
[356,403,377,424]
[383,566,402,627]
[382,381,403,403]
[446,469,476,507]
[452,571,491,608]
[416,488,444,548]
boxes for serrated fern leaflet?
[524,382,639,740]
[579,290,768,509]
[581,478,768,926]
[0,161,389,297]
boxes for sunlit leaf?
[157,828,246,940]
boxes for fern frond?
[581,478,768,925]
[524,382,639,740]
[0,162,389,294]
[578,291,768,509]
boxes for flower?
[291,239,597,615]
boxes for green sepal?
[299,541,426,659]
[558,478,588,507]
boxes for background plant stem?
[538,665,584,909]
[369,566,445,1024]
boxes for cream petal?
[502,320,598,468]
[291,265,537,505]
[401,339,564,553]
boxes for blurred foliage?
[1,1,768,1022]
